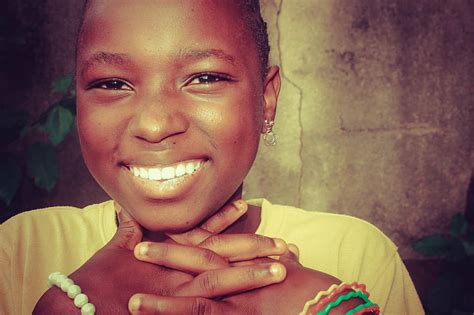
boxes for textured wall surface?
[2,0,473,258]
[246,0,474,257]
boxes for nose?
[128,93,189,144]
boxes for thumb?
[110,202,143,250]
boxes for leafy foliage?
[39,105,75,146]
[0,75,75,207]
[26,142,58,192]
[413,213,474,314]
[51,74,73,94]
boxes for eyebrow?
[80,52,131,76]
[178,48,236,65]
[79,48,236,76]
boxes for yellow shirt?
[0,199,424,314]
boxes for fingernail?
[269,263,284,276]
[137,243,148,257]
[128,295,142,312]
[233,200,248,212]
[273,238,287,251]
[113,201,122,214]
[288,243,300,258]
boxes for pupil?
[200,75,218,83]
[109,81,122,89]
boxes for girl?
[1,1,423,314]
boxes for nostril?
[128,109,189,144]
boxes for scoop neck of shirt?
[100,198,287,243]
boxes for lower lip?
[123,162,208,200]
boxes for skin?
[76,0,280,236]
[34,201,290,314]
[36,1,363,314]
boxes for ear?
[261,65,281,133]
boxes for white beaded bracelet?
[48,272,96,315]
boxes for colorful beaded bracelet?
[346,302,380,315]
[317,291,370,315]
[299,282,369,315]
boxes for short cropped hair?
[77,0,270,78]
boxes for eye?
[188,73,231,85]
[90,79,132,90]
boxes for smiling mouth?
[127,160,205,181]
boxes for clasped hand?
[35,201,345,315]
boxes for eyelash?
[87,73,232,91]
[188,73,232,85]
[89,79,131,91]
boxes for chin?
[130,200,210,234]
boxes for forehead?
[79,0,252,57]
[78,0,258,72]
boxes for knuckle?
[243,267,258,282]
[215,207,229,219]
[113,225,140,249]
[200,248,219,266]
[192,297,213,315]
[251,234,270,249]
[202,235,223,251]
[200,272,220,294]
[154,243,170,259]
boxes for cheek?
[76,100,124,176]
[78,108,105,158]
[194,97,261,166]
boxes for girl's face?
[76,0,280,232]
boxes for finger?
[279,243,300,262]
[199,234,287,262]
[134,242,229,274]
[166,200,248,246]
[129,294,231,315]
[230,257,274,266]
[201,200,248,233]
[110,202,143,250]
[175,262,286,298]
[167,227,212,246]
[288,243,300,259]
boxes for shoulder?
[257,199,396,251]
[0,202,115,314]
[2,201,113,227]
[254,199,398,277]
[251,199,424,312]
[0,201,115,247]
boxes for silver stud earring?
[263,119,277,146]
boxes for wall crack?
[276,0,305,206]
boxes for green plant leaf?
[26,142,58,192]
[59,96,76,115]
[39,105,74,146]
[0,154,22,206]
[51,75,73,93]
[413,234,459,257]
[450,213,468,237]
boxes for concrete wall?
[246,0,474,257]
[2,0,473,258]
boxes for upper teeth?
[129,161,204,181]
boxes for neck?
[141,185,261,242]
